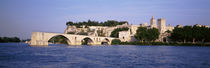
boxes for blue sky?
[0,0,210,39]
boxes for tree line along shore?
[1,20,209,46]
[0,37,21,43]
[111,25,210,46]
[0,37,30,43]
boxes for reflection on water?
[0,43,210,68]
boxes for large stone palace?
[64,16,175,42]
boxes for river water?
[0,43,210,68]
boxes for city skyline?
[0,0,210,39]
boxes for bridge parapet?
[30,32,116,46]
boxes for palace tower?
[150,15,157,28]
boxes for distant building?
[64,26,77,34]
[195,24,209,28]
[119,30,131,42]
[64,15,210,42]
[157,18,166,34]
[176,24,183,28]
[166,24,174,31]
[150,15,157,28]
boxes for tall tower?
[150,15,157,28]
[157,18,166,33]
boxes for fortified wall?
[64,16,175,42]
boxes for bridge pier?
[30,32,48,46]
[30,41,49,46]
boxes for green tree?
[0,37,2,42]
[170,26,192,43]
[12,37,21,42]
[206,28,210,42]
[147,28,160,41]
[183,26,193,43]
[66,21,73,26]
[192,25,202,43]
[66,20,128,27]
[67,32,75,34]
[170,26,183,42]
[0,37,20,43]
[111,39,121,45]
[110,27,129,38]
[166,30,171,33]
[134,27,147,42]
[170,25,210,43]
[134,27,160,42]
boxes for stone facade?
[31,16,210,46]
[165,24,174,32]
[30,32,116,46]
[63,16,176,42]
[64,26,77,34]
[195,24,209,28]
[150,15,157,28]
[119,30,131,42]
[158,18,166,34]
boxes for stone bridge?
[30,32,116,46]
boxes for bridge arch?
[30,32,115,46]
[48,35,72,45]
[101,38,110,45]
[81,37,94,45]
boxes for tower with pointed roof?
[150,15,157,28]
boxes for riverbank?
[115,42,210,46]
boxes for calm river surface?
[0,43,210,68]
